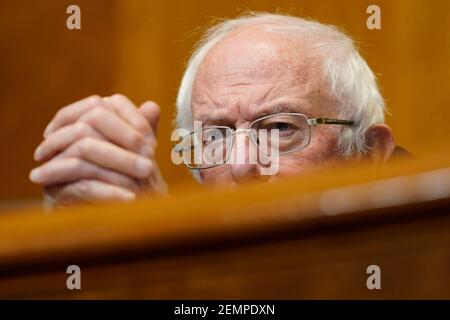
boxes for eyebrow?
[197,103,304,125]
[199,112,229,123]
[252,103,299,119]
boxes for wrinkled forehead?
[193,25,319,90]
[190,25,334,121]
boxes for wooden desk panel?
[0,154,449,299]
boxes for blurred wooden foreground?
[0,153,449,299]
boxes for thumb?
[138,101,161,137]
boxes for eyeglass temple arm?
[308,118,355,126]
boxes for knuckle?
[85,106,106,122]
[86,95,102,107]
[110,93,126,101]
[134,119,150,134]
[127,131,144,148]
[72,180,91,196]
[73,122,91,138]
[138,137,157,157]
[76,137,96,155]
[54,107,68,121]
[66,157,83,171]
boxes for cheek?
[200,166,233,185]
[276,128,340,176]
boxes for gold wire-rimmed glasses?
[174,113,355,169]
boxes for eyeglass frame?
[175,112,355,170]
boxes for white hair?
[176,12,386,158]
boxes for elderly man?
[29,13,395,205]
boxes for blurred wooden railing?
[0,152,449,299]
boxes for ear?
[364,123,395,164]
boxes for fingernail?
[136,158,152,176]
[34,146,43,161]
[29,168,41,183]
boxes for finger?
[29,157,139,191]
[104,94,151,135]
[52,137,153,179]
[141,164,169,195]
[45,179,136,205]
[35,122,105,162]
[79,106,146,153]
[138,101,161,138]
[44,95,105,137]
[104,95,157,158]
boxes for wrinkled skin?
[192,25,378,186]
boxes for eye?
[202,128,227,146]
[204,135,218,146]
[266,122,294,132]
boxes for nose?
[229,130,261,183]
[231,163,261,183]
